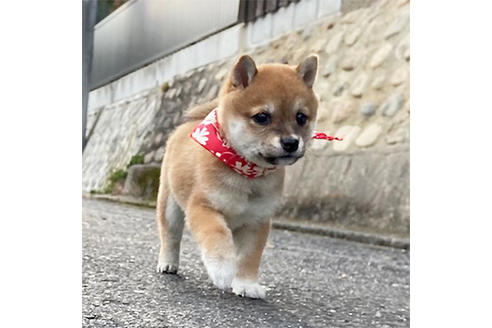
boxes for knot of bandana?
[190,108,342,179]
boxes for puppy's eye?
[296,112,308,126]
[251,112,271,125]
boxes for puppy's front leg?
[231,220,270,299]
[187,200,236,290]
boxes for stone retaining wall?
[83,0,410,237]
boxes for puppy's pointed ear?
[296,55,318,88]
[231,55,257,89]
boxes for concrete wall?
[87,0,341,112]
[341,0,379,13]
[83,0,410,237]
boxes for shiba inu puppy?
[156,54,319,299]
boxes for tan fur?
[156,55,319,298]
[184,98,219,121]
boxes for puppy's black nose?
[280,137,299,153]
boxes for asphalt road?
[83,199,409,328]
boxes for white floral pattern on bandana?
[191,127,210,145]
[190,108,342,179]
[233,161,253,176]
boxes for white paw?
[231,278,266,299]
[202,255,235,290]
[156,258,178,274]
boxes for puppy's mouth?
[259,153,302,166]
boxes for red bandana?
[190,108,342,179]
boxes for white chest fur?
[206,170,283,230]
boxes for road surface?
[83,198,409,327]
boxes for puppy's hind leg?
[156,187,185,274]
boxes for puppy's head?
[218,55,319,167]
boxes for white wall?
[88,0,341,113]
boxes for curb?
[272,221,409,249]
[83,194,409,250]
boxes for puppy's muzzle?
[280,137,299,153]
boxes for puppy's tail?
[184,98,219,122]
